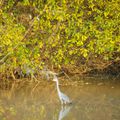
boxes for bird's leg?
[63,100,65,105]
[61,105,64,110]
[60,99,63,105]
[64,99,67,104]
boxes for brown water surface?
[0,78,120,120]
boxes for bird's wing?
[61,92,70,101]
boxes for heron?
[53,75,72,105]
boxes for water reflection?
[58,105,72,120]
[0,79,120,120]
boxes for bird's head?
[53,75,58,82]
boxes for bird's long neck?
[56,79,61,94]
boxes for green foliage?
[0,0,120,77]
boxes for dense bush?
[0,0,120,78]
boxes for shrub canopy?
[0,0,120,75]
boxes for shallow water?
[0,78,120,120]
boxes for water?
[0,78,120,120]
